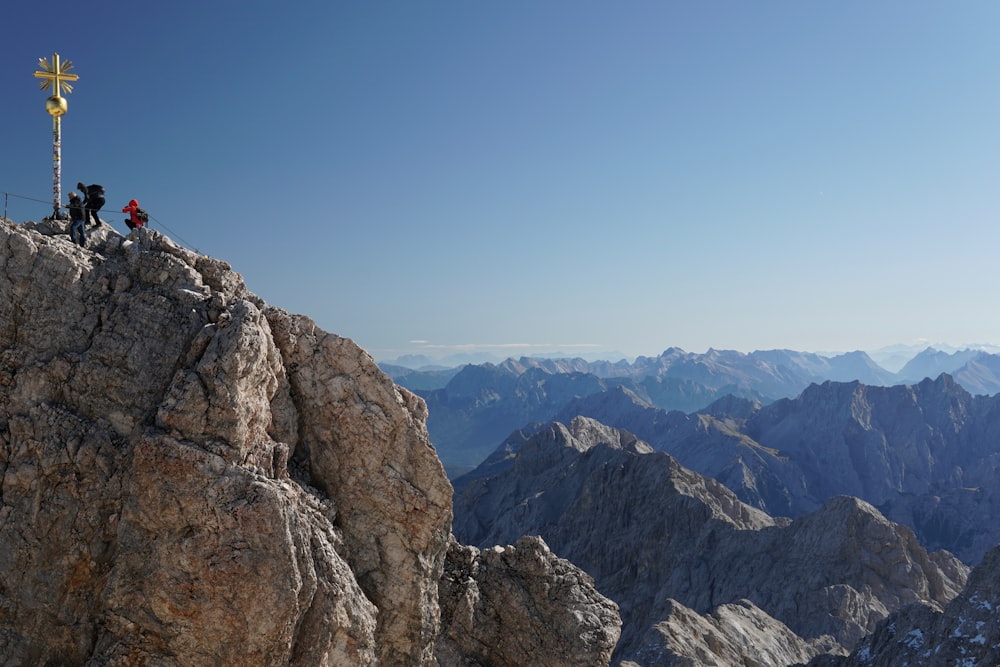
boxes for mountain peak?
[453,414,966,664]
[0,220,616,666]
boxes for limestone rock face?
[263,308,454,666]
[0,221,617,666]
[628,598,837,667]
[436,535,621,667]
[816,544,1000,667]
[453,416,968,665]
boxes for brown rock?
[0,222,615,666]
[437,535,621,667]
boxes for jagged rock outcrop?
[453,416,968,665]
[813,544,1000,666]
[0,219,619,666]
[437,535,621,667]
[624,598,833,667]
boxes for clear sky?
[3,1,999,364]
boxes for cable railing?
[2,189,202,255]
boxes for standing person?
[67,192,86,247]
[121,199,145,230]
[78,181,105,228]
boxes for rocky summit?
[0,219,619,666]
[10,215,1000,667]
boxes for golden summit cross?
[33,53,79,217]
[34,54,78,97]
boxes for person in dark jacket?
[122,199,144,230]
[67,192,86,247]
[78,182,105,228]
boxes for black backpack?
[136,208,149,224]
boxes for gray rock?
[629,598,842,667]
[0,221,616,666]
[562,375,1000,565]
[453,416,968,665]
[437,535,621,667]
[815,543,1000,666]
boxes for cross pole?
[33,54,79,218]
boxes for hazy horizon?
[378,339,1000,372]
[5,3,1000,363]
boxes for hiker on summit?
[122,199,147,230]
[67,192,86,247]
[78,182,105,228]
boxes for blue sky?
[3,2,1000,364]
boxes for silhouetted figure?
[78,182,105,228]
[67,192,86,247]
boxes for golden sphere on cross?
[34,54,78,116]
[45,95,68,117]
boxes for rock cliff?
[437,535,620,667]
[811,544,1000,666]
[0,220,619,666]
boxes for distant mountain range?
[450,416,972,665]
[382,346,1000,476]
[389,346,1000,664]
[382,342,1000,374]
[388,345,1000,564]
[557,374,1000,565]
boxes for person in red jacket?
[122,199,145,230]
